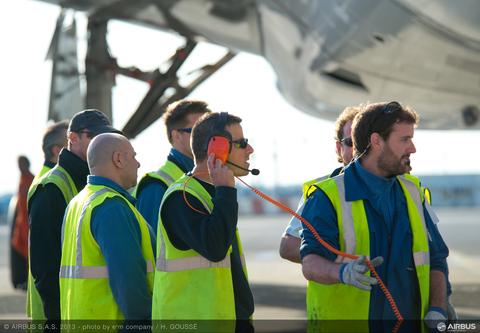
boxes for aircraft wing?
[38,0,480,130]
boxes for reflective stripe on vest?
[27,165,76,321]
[60,184,155,320]
[398,175,430,267]
[152,175,246,320]
[157,255,231,272]
[330,175,430,267]
[155,181,246,271]
[152,169,175,185]
[135,160,184,197]
[27,165,76,203]
[306,173,430,320]
[332,176,356,263]
[26,164,53,320]
[51,168,75,200]
[60,261,155,279]
[60,188,154,278]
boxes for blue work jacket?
[89,175,156,320]
[300,160,449,320]
[136,148,193,233]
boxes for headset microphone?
[226,160,260,176]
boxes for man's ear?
[112,151,123,168]
[68,131,79,144]
[171,129,181,144]
[370,132,383,150]
[51,145,62,158]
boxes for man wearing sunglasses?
[135,100,211,234]
[27,109,120,322]
[152,112,255,331]
[279,106,360,263]
[301,102,449,331]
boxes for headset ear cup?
[206,112,232,163]
[207,136,230,163]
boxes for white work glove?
[424,307,447,329]
[339,255,383,291]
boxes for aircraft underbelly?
[259,0,480,129]
[35,0,480,129]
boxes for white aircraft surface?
[36,0,480,136]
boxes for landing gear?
[121,40,236,138]
[83,13,236,138]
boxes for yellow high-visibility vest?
[135,160,184,197]
[305,174,430,323]
[59,184,154,320]
[26,165,76,320]
[152,175,248,323]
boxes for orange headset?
[206,112,232,164]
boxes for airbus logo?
[437,322,477,331]
[437,322,447,332]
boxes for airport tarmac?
[0,207,479,323]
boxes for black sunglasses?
[340,137,353,147]
[176,127,192,134]
[231,138,249,149]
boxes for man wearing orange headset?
[152,112,255,332]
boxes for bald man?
[59,133,155,321]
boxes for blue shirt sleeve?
[90,197,152,320]
[424,204,449,275]
[136,181,167,235]
[299,189,340,261]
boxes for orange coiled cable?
[235,176,404,326]
[183,173,404,331]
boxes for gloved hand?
[339,256,383,291]
[424,306,447,329]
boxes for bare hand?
[207,154,235,187]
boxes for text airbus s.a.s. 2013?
[38,0,480,137]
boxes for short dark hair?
[352,101,418,157]
[163,100,211,143]
[43,120,69,161]
[191,112,242,162]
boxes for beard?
[377,144,412,177]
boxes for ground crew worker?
[279,106,359,263]
[300,102,449,332]
[152,112,255,332]
[28,110,120,321]
[136,100,211,234]
[26,120,68,318]
[32,120,69,184]
[60,133,155,320]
